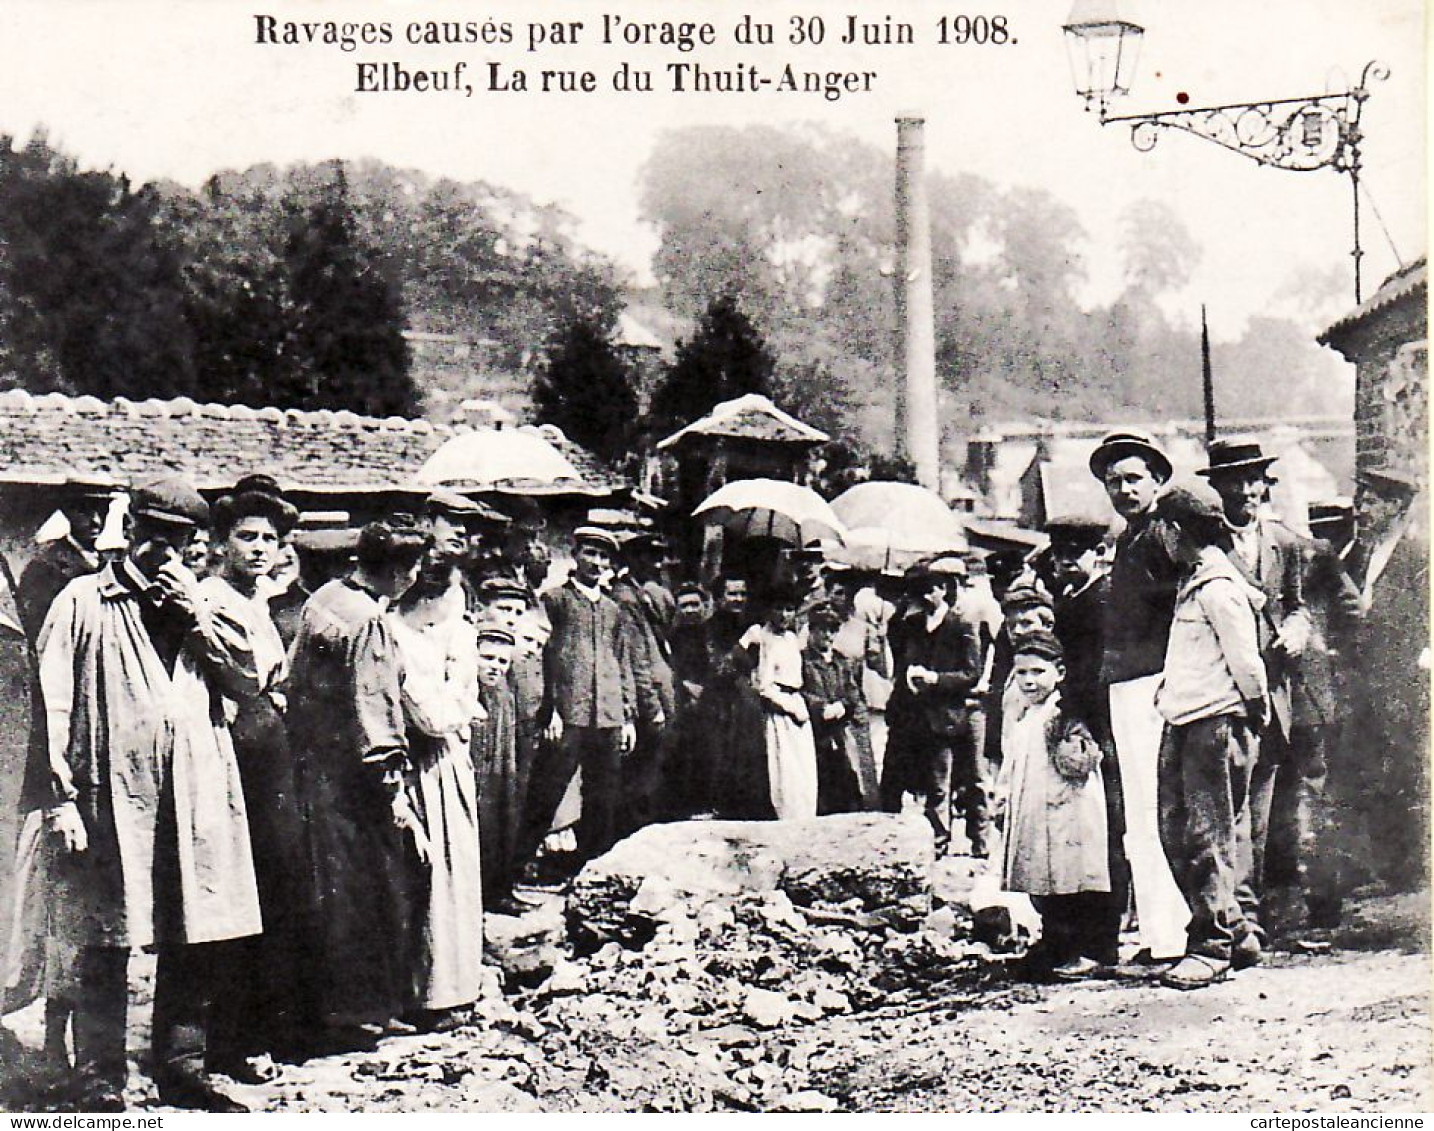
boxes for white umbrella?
[694,478,847,546]
[416,428,585,492]
[831,481,967,555]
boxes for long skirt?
[410,736,484,1011]
[765,712,818,821]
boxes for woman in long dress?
[741,587,818,821]
[390,548,486,1026]
[200,475,312,1074]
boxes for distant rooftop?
[0,389,623,496]
[657,393,830,450]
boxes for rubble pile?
[479,813,1017,1110]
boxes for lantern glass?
[1063,1,1145,115]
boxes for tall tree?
[533,315,637,463]
[651,294,775,435]
[280,165,416,415]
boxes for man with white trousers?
[1091,431,1190,963]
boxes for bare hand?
[620,722,637,754]
[391,792,431,865]
[544,712,564,744]
[49,802,88,854]
[153,559,201,621]
[823,702,846,722]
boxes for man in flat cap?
[17,475,117,642]
[30,475,260,1110]
[524,527,637,864]
[1198,438,1308,952]
[1344,466,1428,892]
[1089,429,1189,963]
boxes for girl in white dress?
[741,587,818,820]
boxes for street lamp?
[1063,2,1387,301]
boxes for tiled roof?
[657,394,830,450]
[1318,257,1428,347]
[0,390,622,495]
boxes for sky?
[0,0,1424,344]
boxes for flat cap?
[1010,627,1063,663]
[131,475,209,529]
[572,526,620,554]
[1155,481,1226,528]
[1043,512,1111,545]
[1357,465,1421,498]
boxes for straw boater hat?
[1197,438,1279,481]
[1088,429,1174,483]
[55,473,120,505]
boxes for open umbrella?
[694,478,847,546]
[415,427,587,493]
[831,481,967,557]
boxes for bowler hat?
[1197,438,1279,480]
[132,475,210,529]
[1357,465,1421,499]
[1089,430,1173,483]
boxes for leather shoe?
[157,1072,250,1113]
[1160,954,1229,990]
[1232,933,1263,970]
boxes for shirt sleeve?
[35,585,79,805]
[351,612,408,770]
[1198,581,1268,703]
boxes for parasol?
[693,478,847,546]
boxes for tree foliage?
[533,314,638,463]
[651,293,775,435]
[637,123,1352,455]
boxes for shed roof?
[1318,257,1428,349]
[0,389,623,496]
[656,393,830,450]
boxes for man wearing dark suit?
[526,527,636,863]
[610,533,677,832]
[1199,439,1308,951]
[881,559,984,856]
[16,477,116,641]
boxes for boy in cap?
[470,620,524,913]
[993,629,1110,980]
[1151,484,1268,989]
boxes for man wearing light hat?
[1089,429,1190,963]
[28,475,259,1111]
[525,526,637,864]
[1198,438,1309,950]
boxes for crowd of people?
[0,426,1425,1112]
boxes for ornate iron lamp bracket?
[1102,61,1387,173]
